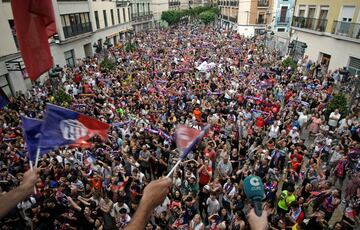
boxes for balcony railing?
[332,20,360,39]
[292,16,328,32]
[63,22,92,38]
[116,0,129,7]
[169,1,180,6]
[229,16,237,23]
[131,12,153,22]
[256,18,267,25]
[277,17,290,25]
[229,1,238,7]
[257,0,269,7]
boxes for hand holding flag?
[166,124,211,177]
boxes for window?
[117,9,121,24]
[61,12,92,38]
[308,7,316,18]
[348,56,360,75]
[94,11,100,29]
[103,10,108,27]
[111,9,114,25]
[298,5,306,17]
[128,8,131,21]
[277,28,285,32]
[0,74,12,97]
[340,6,355,22]
[123,8,126,22]
[8,20,19,50]
[64,49,75,67]
[279,6,287,22]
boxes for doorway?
[83,43,93,58]
[319,52,331,69]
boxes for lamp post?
[287,40,295,56]
[49,65,63,94]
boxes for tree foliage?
[161,7,219,25]
[54,89,72,106]
[282,57,297,70]
[326,93,348,118]
[199,11,216,24]
[100,57,115,73]
[124,42,136,53]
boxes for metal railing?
[292,16,328,32]
[230,1,239,7]
[116,0,129,7]
[331,20,360,39]
[256,18,267,25]
[131,12,153,21]
[229,16,237,23]
[257,0,269,7]
[277,17,290,25]
[169,1,180,6]
[63,22,92,38]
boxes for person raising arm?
[0,168,40,219]
[124,177,172,230]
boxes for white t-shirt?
[206,198,220,215]
[111,202,130,217]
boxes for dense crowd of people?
[0,25,359,230]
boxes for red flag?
[11,0,56,81]
[176,125,201,149]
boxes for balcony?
[292,16,327,32]
[63,22,92,39]
[229,1,239,7]
[228,16,237,23]
[169,1,180,6]
[131,12,153,22]
[277,17,290,25]
[116,0,129,7]
[256,18,267,25]
[257,0,269,7]
[332,21,360,39]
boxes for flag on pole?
[176,125,201,150]
[167,124,211,177]
[11,0,57,81]
[21,117,46,162]
[0,88,10,109]
[38,104,110,151]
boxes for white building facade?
[291,2,360,72]
[51,0,133,67]
[0,0,133,95]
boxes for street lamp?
[288,40,295,55]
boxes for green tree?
[199,11,216,25]
[161,10,181,25]
[124,42,136,53]
[282,57,297,70]
[100,57,115,73]
[326,93,348,118]
[54,89,72,106]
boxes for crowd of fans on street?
[0,25,359,230]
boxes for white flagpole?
[166,156,183,178]
[34,148,40,168]
[29,160,36,194]
[166,124,211,178]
